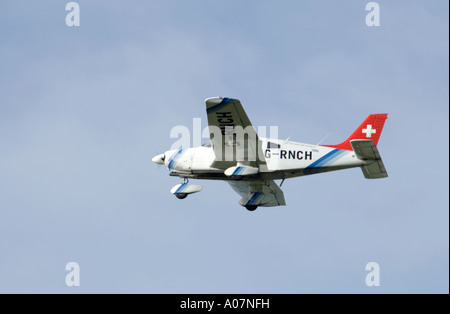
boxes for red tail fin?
[322,114,388,151]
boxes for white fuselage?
[164,138,365,181]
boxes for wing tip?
[205,97,236,109]
[205,97,224,108]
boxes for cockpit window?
[267,142,280,149]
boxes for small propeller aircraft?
[153,97,388,211]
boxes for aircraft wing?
[350,139,388,179]
[228,180,286,207]
[205,97,265,169]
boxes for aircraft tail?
[322,114,388,151]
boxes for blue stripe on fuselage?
[304,149,346,175]
[168,149,183,171]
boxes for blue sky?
[0,1,448,293]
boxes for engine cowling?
[164,149,194,172]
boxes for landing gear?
[175,178,189,199]
[245,205,258,211]
[170,179,203,200]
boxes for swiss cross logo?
[362,125,376,138]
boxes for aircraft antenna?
[317,133,331,145]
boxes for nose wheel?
[175,179,189,199]
[171,179,203,200]
[175,193,188,199]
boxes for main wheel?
[175,193,188,199]
[245,205,258,211]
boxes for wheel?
[245,205,258,211]
[231,175,243,181]
[175,193,188,199]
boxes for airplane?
[152,97,388,211]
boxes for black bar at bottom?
[152,294,299,312]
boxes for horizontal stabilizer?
[351,140,388,179]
